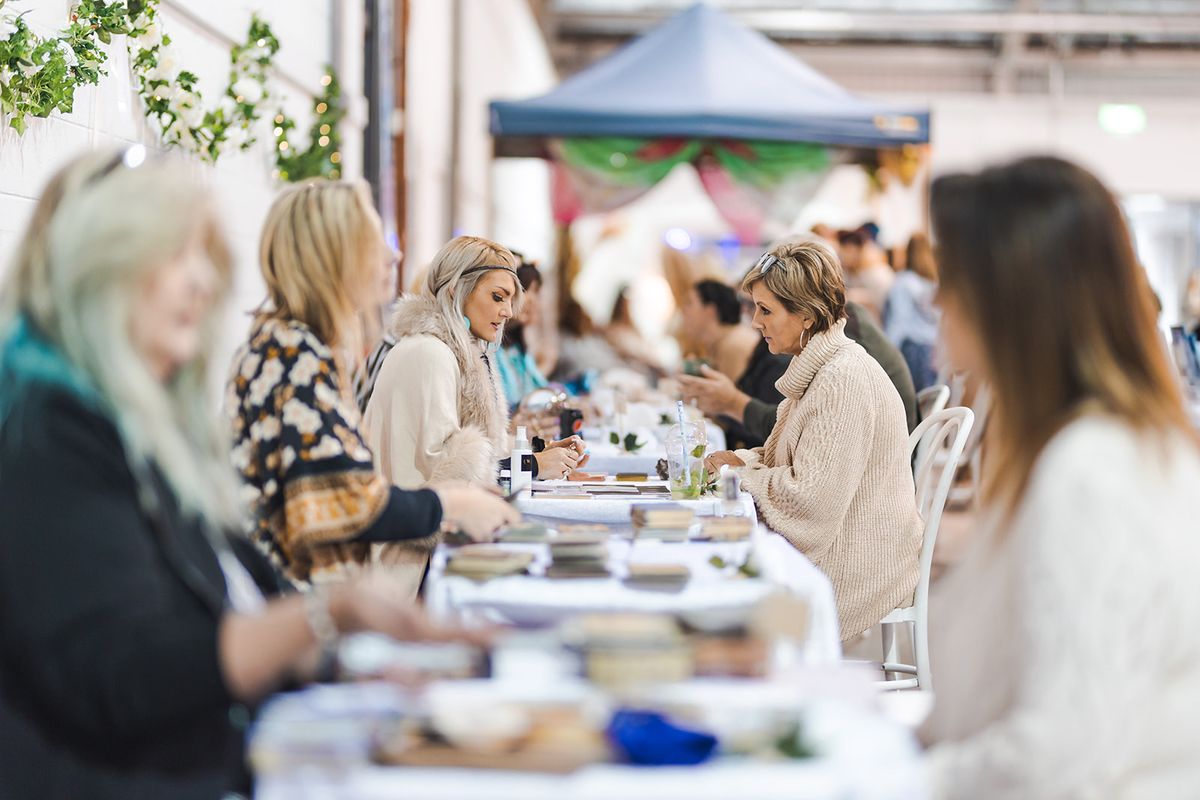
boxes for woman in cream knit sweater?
[705,239,922,641]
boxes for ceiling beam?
[555,10,1200,39]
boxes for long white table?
[252,677,927,800]
[250,482,928,799]
[514,479,758,526]
[426,527,841,666]
[245,385,941,799]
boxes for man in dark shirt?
[680,301,918,445]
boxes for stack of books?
[444,545,534,581]
[630,503,695,542]
[546,531,610,579]
[698,516,754,542]
[624,562,691,592]
[496,522,550,543]
[567,613,692,686]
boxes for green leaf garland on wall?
[272,66,344,182]
[0,0,344,182]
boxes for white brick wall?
[0,0,365,382]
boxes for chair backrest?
[905,406,974,690]
[909,407,974,548]
[914,385,951,466]
[916,384,950,422]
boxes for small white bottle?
[510,426,534,494]
[718,465,742,517]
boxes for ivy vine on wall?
[0,0,343,181]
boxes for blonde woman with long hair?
[920,157,1200,797]
[0,150,482,798]
[226,183,516,589]
[361,236,586,582]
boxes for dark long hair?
[501,261,542,351]
[931,156,1195,514]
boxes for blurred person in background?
[839,225,894,321]
[496,260,550,409]
[679,279,765,382]
[678,279,789,449]
[227,184,517,592]
[0,151,484,799]
[921,156,1200,797]
[605,285,669,378]
[884,232,940,392]
[703,239,921,641]
[551,297,623,389]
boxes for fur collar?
[387,294,510,455]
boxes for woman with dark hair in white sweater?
[920,156,1200,798]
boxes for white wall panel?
[0,0,367,391]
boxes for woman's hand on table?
[545,435,590,469]
[431,482,520,542]
[329,574,492,647]
[678,365,752,421]
[704,450,745,474]
[535,446,580,479]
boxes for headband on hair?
[435,264,518,295]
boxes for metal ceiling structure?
[535,0,1200,99]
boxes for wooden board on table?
[376,740,610,773]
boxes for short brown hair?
[740,238,846,333]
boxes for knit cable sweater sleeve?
[925,423,1186,798]
[737,363,875,553]
[734,447,764,468]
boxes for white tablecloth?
[515,480,757,526]
[581,421,727,476]
[426,526,840,666]
[252,678,927,800]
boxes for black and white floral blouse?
[226,317,442,584]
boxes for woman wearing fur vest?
[362,236,585,585]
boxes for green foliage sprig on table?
[0,0,344,181]
[609,431,646,453]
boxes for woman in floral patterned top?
[227,182,517,585]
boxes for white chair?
[913,384,950,466]
[878,406,975,691]
[917,384,950,421]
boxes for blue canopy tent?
[490,3,930,153]
[488,2,931,314]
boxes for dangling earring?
[462,314,471,329]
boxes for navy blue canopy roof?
[490,3,929,150]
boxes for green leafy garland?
[272,67,344,181]
[0,0,342,181]
[0,0,130,134]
